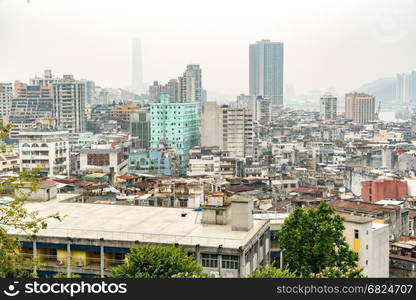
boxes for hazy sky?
[1,0,416,97]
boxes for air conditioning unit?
[76,260,84,267]
[209,271,220,278]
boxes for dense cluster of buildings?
[2,39,416,278]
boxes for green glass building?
[150,93,200,174]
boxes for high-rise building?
[150,94,200,174]
[396,73,411,105]
[0,83,12,116]
[9,83,55,138]
[131,37,144,94]
[253,96,271,122]
[29,69,60,87]
[320,93,337,121]
[249,39,284,107]
[131,109,151,149]
[80,79,96,105]
[178,64,202,103]
[163,79,180,103]
[395,71,416,106]
[411,71,416,106]
[201,102,253,158]
[148,81,163,103]
[345,93,375,124]
[53,74,86,133]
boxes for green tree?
[249,265,298,278]
[278,201,360,277]
[0,124,61,277]
[109,245,206,278]
[315,266,365,278]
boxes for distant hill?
[354,77,396,103]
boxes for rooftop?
[10,194,268,249]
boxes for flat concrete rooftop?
[10,194,268,249]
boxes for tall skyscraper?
[320,93,337,121]
[0,83,12,116]
[178,64,202,103]
[411,71,416,106]
[131,37,144,94]
[395,71,416,106]
[80,79,96,105]
[345,93,375,124]
[53,74,86,133]
[249,39,284,107]
[396,73,411,105]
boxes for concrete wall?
[16,186,57,201]
[344,220,389,277]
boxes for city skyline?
[1,0,416,97]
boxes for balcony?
[20,253,125,275]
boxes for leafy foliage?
[0,124,61,278]
[249,265,298,278]
[315,266,365,278]
[277,201,360,277]
[109,245,206,278]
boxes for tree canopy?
[0,124,61,277]
[249,265,297,278]
[110,245,206,278]
[277,201,360,277]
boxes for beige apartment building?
[201,102,253,159]
[345,93,375,124]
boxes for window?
[354,229,359,239]
[222,255,239,269]
[115,253,125,261]
[201,254,218,268]
[48,248,57,257]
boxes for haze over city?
[1,0,416,97]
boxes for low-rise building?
[12,194,270,278]
[80,144,127,175]
[18,129,70,177]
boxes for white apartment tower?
[0,83,12,116]
[320,93,337,121]
[179,64,202,103]
[253,96,271,122]
[53,75,86,133]
[201,102,253,158]
[18,129,70,177]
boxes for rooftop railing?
[17,227,244,249]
